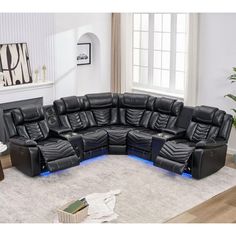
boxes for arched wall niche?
[76,32,101,94]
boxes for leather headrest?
[86,93,113,108]
[146,96,156,111]
[54,99,65,115]
[21,106,44,122]
[12,109,24,125]
[154,97,176,114]
[61,96,81,113]
[12,106,44,125]
[123,93,149,108]
[192,106,218,124]
[213,110,226,126]
[172,101,183,116]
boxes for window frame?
[132,13,188,96]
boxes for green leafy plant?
[225,67,236,128]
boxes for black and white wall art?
[0,43,33,86]
[77,43,91,65]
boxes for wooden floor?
[1,154,236,223]
[167,186,236,223]
[0,154,12,169]
[167,154,236,223]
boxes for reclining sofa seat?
[115,93,155,157]
[155,105,233,179]
[53,94,118,160]
[4,106,79,176]
[127,96,183,160]
[84,93,126,154]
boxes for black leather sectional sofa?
[4,93,233,179]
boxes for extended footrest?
[154,141,195,174]
[46,155,80,172]
[38,139,80,172]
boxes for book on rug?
[63,198,89,214]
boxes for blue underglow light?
[80,155,107,166]
[127,155,153,166]
[181,172,193,179]
[40,168,68,177]
[39,154,193,179]
[40,171,51,177]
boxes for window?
[132,13,188,96]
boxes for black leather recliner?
[4,106,80,176]
[154,105,233,179]
[52,93,117,160]
[4,92,233,179]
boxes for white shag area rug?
[0,155,236,223]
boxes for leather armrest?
[9,137,37,147]
[196,139,226,149]
[162,127,186,136]
[50,127,72,134]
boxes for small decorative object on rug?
[55,189,121,223]
[0,43,33,86]
[42,65,46,82]
[77,43,91,65]
[57,198,89,223]
[82,189,121,223]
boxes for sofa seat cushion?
[172,139,196,147]
[127,129,160,152]
[74,128,108,152]
[103,125,134,145]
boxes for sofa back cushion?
[149,97,183,131]
[11,106,49,141]
[118,93,150,127]
[86,93,119,126]
[54,96,96,131]
[186,106,227,142]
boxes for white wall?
[0,13,112,103]
[54,13,111,98]
[197,13,236,153]
[0,13,55,104]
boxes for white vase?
[0,72,4,87]
[0,142,7,153]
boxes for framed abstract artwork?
[77,43,91,65]
[0,43,33,87]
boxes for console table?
[0,160,4,181]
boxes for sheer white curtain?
[184,13,199,106]
[111,13,121,93]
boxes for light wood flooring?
[1,154,235,223]
[167,154,236,223]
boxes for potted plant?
[225,67,236,128]
[225,67,236,163]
